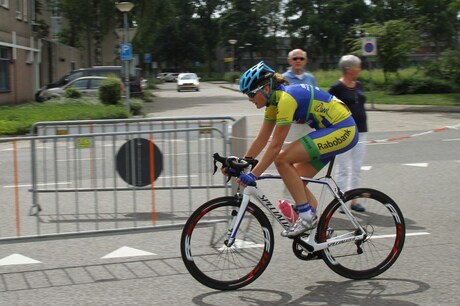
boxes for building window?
[31,0,36,23]
[23,0,28,21]
[0,47,10,92]
[16,0,22,19]
[1,0,10,9]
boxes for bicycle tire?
[317,188,405,279]
[180,196,274,290]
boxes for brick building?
[0,0,80,105]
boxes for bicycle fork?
[224,187,253,247]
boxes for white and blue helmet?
[239,61,275,94]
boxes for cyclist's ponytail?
[272,73,289,88]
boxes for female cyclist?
[238,61,358,237]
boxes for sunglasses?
[246,84,265,98]
[292,57,305,61]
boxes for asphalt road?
[0,82,459,305]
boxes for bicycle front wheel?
[317,188,405,279]
[180,196,274,290]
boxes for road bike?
[180,153,405,290]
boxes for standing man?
[282,49,316,86]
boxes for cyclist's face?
[247,85,268,109]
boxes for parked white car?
[177,73,200,92]
[37,76,110,100]
[156,72,170,81]
[141,78,148,90]
[164,73,179,82]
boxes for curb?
[218,84,460,113]
[218,84,240,92]
[364,104,460,113]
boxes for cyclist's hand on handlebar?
[239,172,257,186]
[221,166,237,177]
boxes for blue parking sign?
[144,53,152,63]
[120,43,132,61]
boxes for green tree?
[367,1,459,53]
[192,0,226,76]
[367,0,416,22]
[351,19,420,81]
[450,0,460,50]
[255,0,285,68]
[57,0,116,65]
[133,0,205,71]
[284,0,370,68]
[131,0,175,69]
[219,0,265,67]
[412,0,459,54]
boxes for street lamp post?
[228,39,237,73]
[116,2,134,113]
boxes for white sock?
[297,203,314,221]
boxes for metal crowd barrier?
[0,116,247,242]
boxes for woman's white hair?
[339,55,361,73]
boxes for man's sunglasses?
[246,85,265,98]
[292,57,305,61]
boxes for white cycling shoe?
[281,216,318,237]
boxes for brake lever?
[213,159,218,175]
[213,155,231,183]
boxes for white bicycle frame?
[226,173,367,253]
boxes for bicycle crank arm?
[295,237,315,253]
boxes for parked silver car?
[35,66,144,102]
[37,76,110,100]
[156,72,170,81]
[164,73,179,82]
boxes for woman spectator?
[328,55,368,212]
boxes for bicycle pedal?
[304,252,322,261]
[292,243,322,261]
[283,232,309,239]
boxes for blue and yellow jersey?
[264,84,351,129]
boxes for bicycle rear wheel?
[180,196,274,290]
[317,188,405,279]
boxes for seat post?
[325,156,336,178]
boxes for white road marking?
[217,239,264,251]
[402,163,428,167]
[101,246,156,259]
[0,254,42,266]
[56,157,106,162]
[361,166,372,171]
[372,232,430,239]
[0,232,431,266]
[3,182,71,188]
[0,146,50,152]
[366,142,399,146]
[157,175,198,179]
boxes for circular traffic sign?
[364,43,375,53]
[116,138,163,187]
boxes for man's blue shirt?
[282,70,316,86]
